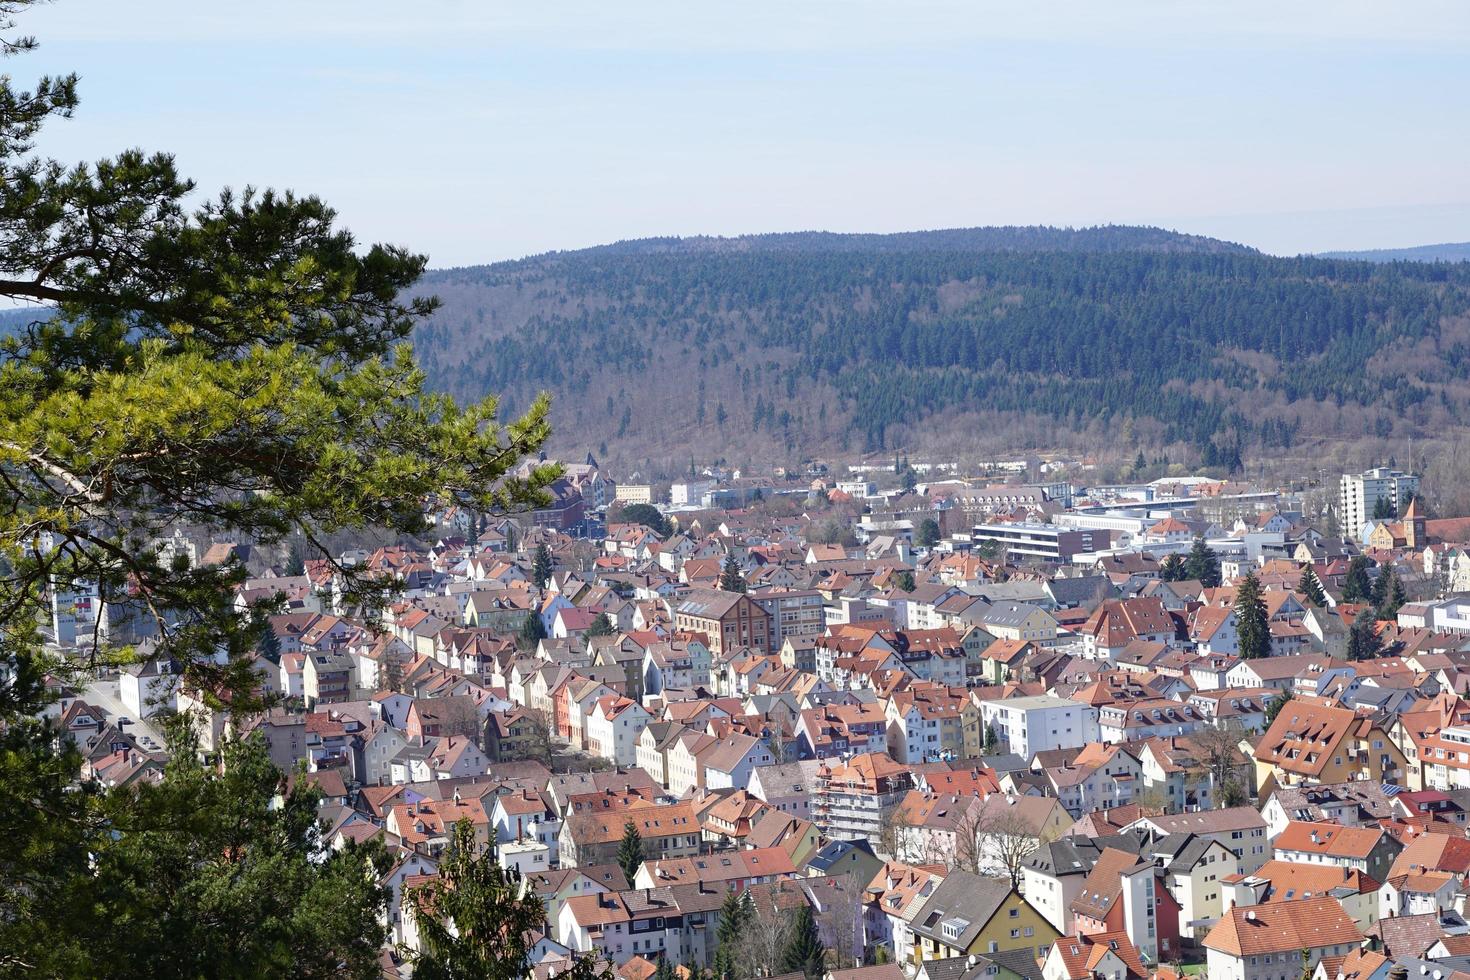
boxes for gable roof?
[1204,896,1364,956]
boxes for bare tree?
[435,694,485,746]
[877,794,924,862]
[512,706,556,767]
[812,873,865,970]
[1185,723,1252,807]
[735,886,792,979]
[954,796,1048,888]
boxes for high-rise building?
[1339,467,1419,538]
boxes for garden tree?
[983,722,1000,755]
[410,820,608,980]
[713,889,752,980]
[653,957,676,980]
[0,5,556,970]
[1159,553,1185,582]
[1186,723,1250,807]
[617,819,645,882]
[1346,609,1383,662]
[616,502,671,537]
[891,569,916,592]
[257,619,283,662]
[1369,567,1388,609]
[13,723,393,978]
[512,707,556,767]
[780,904,827,980]
[1373,496,1397,520]
[736,887,792,980]
[587,612,615,637]
[518,610,547,649]
[286,536,307,577]
[532,543,554,589]
[1264,691,1293,728]
[1233,572,1270,660]
[813,874,865,971]
[915,517,941,548]
[1299,566,1327,607]
[954,797,1047,887]
[1342,556,1373,603]
[1184,537,1222,588]
[1380,567,1407,620]
[720,552,747,593]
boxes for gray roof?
[1045,575,1116,607]
[910,870,1017,948]
[978,602,1050,629]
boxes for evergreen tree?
[780,904,827,980]
[1233,571,1270,660]
[892,570,916,592]
[518,611,547,649]
[1379,566,1407,620]
[1264,691,1293,728]
[286,537,307,577]
[1346,609,1383,661]
[18,723,395,977]
[983,723,1000,755]
[1159,553,1185,582]
[533,543,554,589]
[1341,556,1372,603]
[258,622,283,663]
[617,820,645,883]
[1184,537,1222,588]
[653,958,676,980]
[713,891,751,980]
[0,8,557,971]
[1298,567,1327,608]
[587,613,615,638]
[915,517,941,549]
[411,820,607,980]
[1373,496,1396,520]
[719,553,747,594]
[1369,567,1388,608]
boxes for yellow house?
[1252,695,1407,797]
[909,869,1060,965]
[979,603,1059,645]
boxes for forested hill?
[410,225,1470,466]
[1319,242,1470,263]
[530,225,1255,259]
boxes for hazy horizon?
[17,1,1470,266]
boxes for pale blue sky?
[16,1,1470,265]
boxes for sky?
[14,1,1470,266]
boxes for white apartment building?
[978,695,1099,757]
[1340,467,1419,538]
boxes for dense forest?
[410,225,1470,468]
[1320,242,1470,263]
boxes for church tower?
[1404,496,1427,549]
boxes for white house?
[979,695,1099,757]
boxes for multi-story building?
[672,589,772,656]
[971,522,1095,563]
[749,588,825,651]
[812,752,913,842]
[612,483,653,505]
[979,695,1099,758]
[1339,467,1419,538]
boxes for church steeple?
[1404,496,1426,548]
